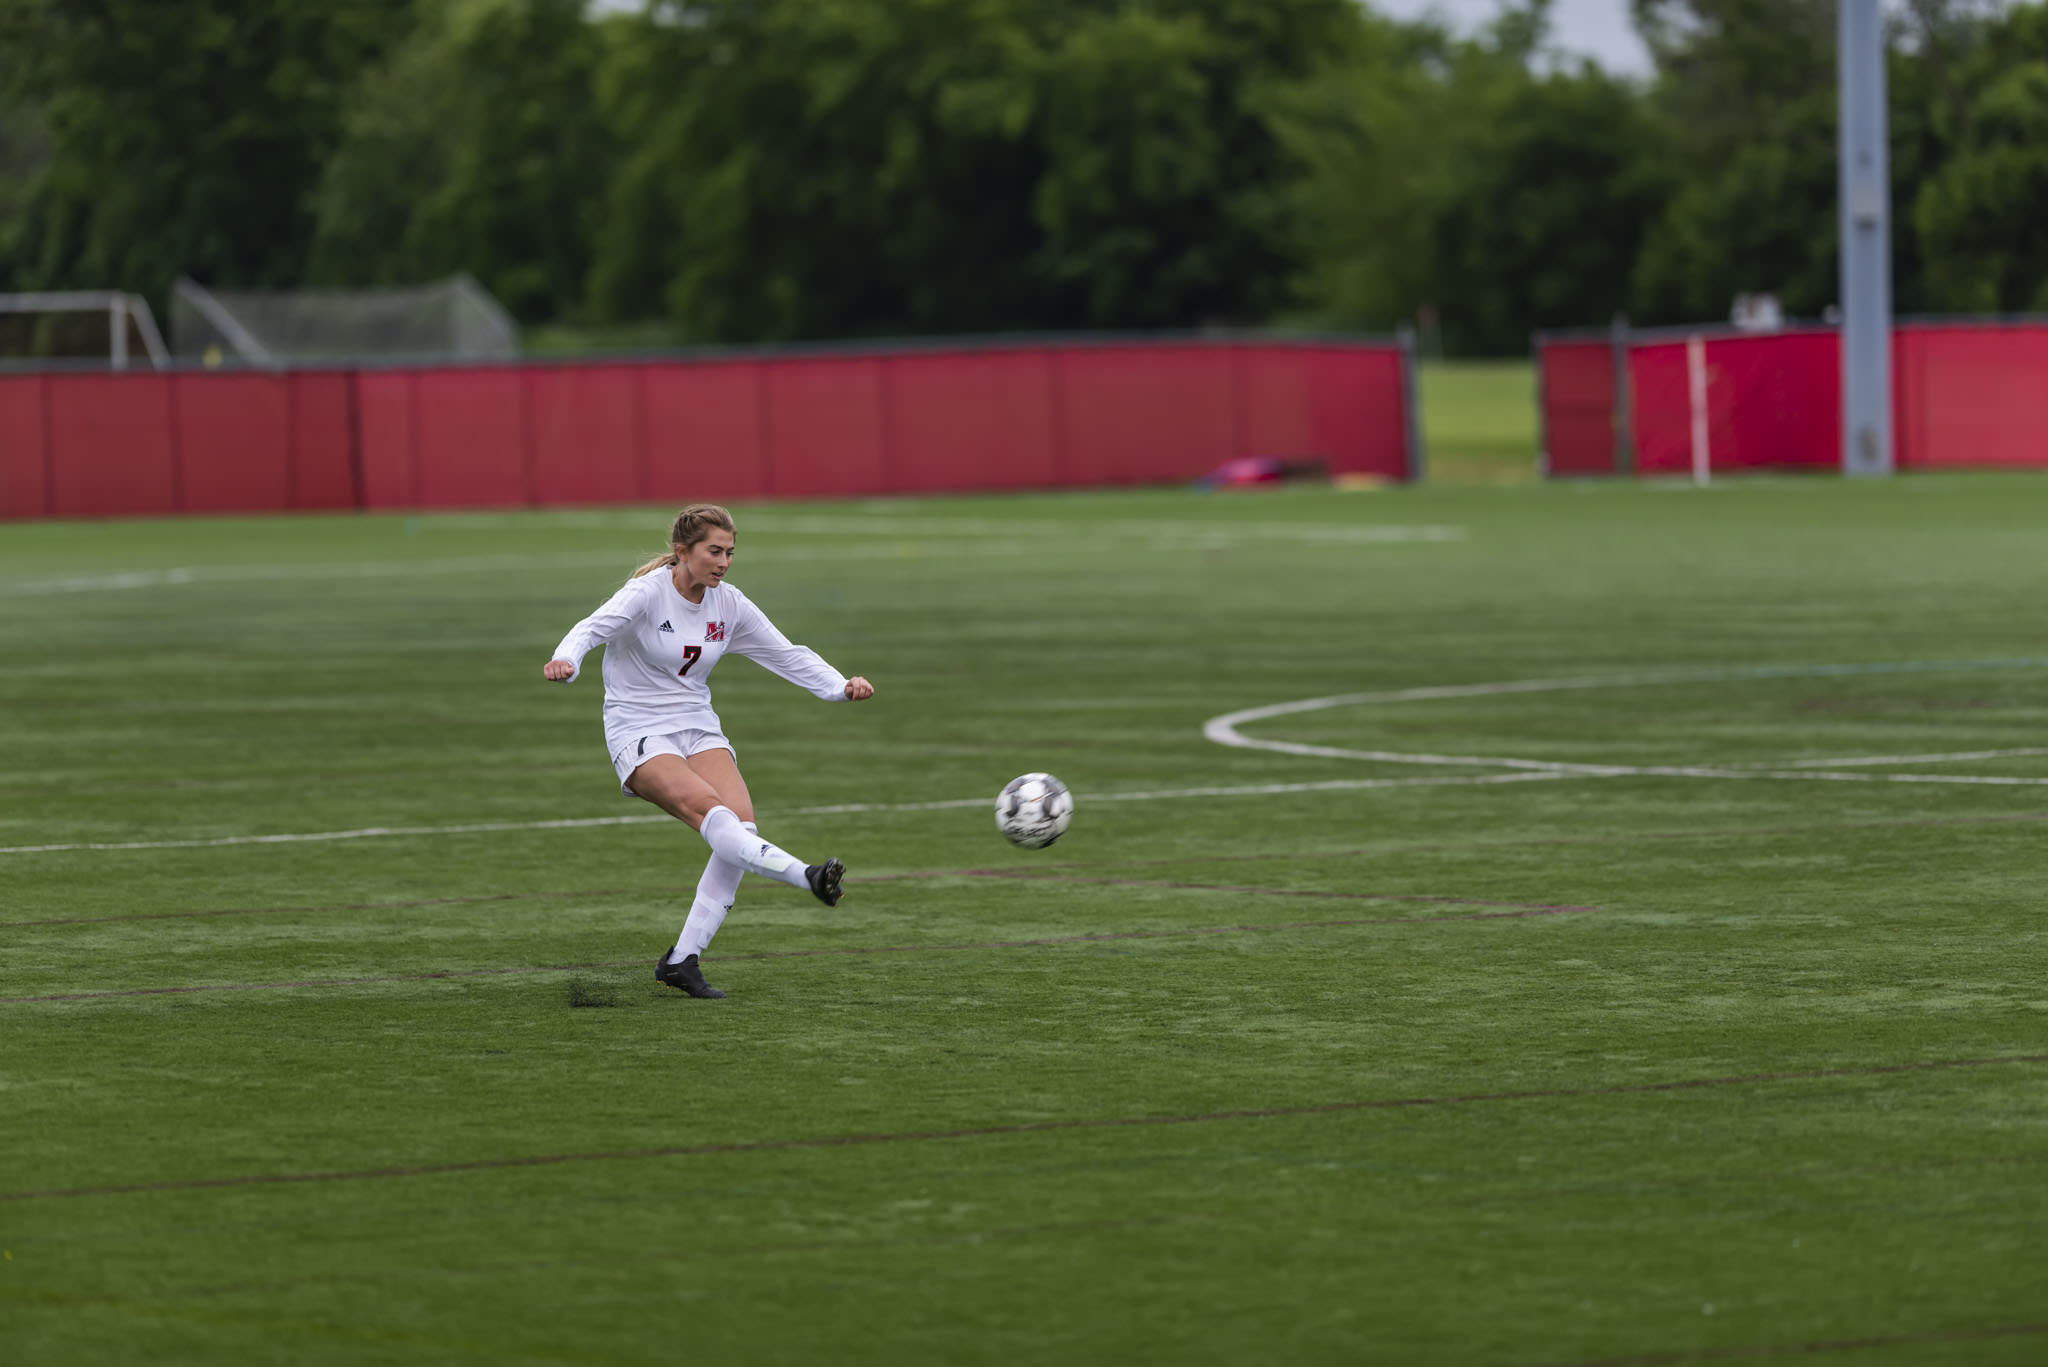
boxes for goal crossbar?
[0,291,170,368]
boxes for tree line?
[1,0,2044,356]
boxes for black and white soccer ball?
[995,772,1073,849]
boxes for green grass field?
[4,476,2046,1365]
[1418,360,1539,485]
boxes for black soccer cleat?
[805,858,845,907]
[655,952,726,999]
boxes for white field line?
[1757,747,2048,769]
[409,512,1466,543]
[15,753,2048,861]
[1747,771,2048,786]
[1205,658,2048,746]
[1,546,1041,596]
[734,516,1463,545]
[0,772,1575,857]
[2,524,1462,597]
[1204,660,2048,787]
[14,759,2048,860]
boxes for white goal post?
[0,291,170,369]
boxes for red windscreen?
[354,371,416,509]
[762,357,889,497]
[0,376,48,519]
[175,373,293,513]
[885,350,1061,492]
[413,369,530,508]
[1,337,1415,517]
[1257,345,1408,479]
[1538,339,1618,476]
[641,361,768,503]
[529,365,641,505]
[1629,332,1838,476]
[287,372,358,510]
[1894,325,2048,468]
[1057,345,1238,485]
[46,374,178,517]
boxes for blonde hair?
[633,504,737,577]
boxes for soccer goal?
[170,275,520,367]
[0,291,171,369]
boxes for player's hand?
[845,676,875,701]
[543,659,575,682]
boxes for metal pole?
[1838,0,1893,475]
[125,294,171,368]
[1396,323,1425,483]
[110,296,128,370]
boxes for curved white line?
[1203,660,2048,784]
[1759,747,2048,769]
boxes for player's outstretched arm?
[727,592,863,701]
[546,576,653,683]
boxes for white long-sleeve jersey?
[550,573,848,755]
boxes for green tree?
[589,0,1363,342]
[1281,4,1673,353]
[1624,0,1840,322]
[1625,0,2022,324]
[1631,0,1837,143]
[1628,87,1839,321]
[0,0,415,305]
[309,0,615,321]
[1436,68,1673,351]
[1266,20,1451,340]
[1913,4,2048,310]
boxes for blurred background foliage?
[0,0,2044,354]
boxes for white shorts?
[611,729,736,796]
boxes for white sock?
[671,827,749,963]
[699,806,809,890]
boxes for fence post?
[1610,313,1633,475]
[344,369,366,512]
[1397,324,1424,483]
[39,373,54,518]
[1533,331,1550,479]
[1686,334,1711,486]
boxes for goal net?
[0,291,170,369]
[170,275,520,367]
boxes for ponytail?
[631,551,678,578]
[631,504,736,578]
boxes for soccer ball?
[995,772,1073,849]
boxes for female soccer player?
[543,504,875,999]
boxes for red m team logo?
[705,622,726,642]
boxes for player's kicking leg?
[628,750,845,997]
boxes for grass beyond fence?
[1419,359,1538,484]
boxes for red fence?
[1629,331,1839,476]
[1893,325,2048,468]
[1535,336,1622,476]
[0,338,1414,519]
[1536,321,2048,477]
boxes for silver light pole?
[1838,0,1893,475]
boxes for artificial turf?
[3,477,2045,1364]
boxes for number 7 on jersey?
[677,645,703,678]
